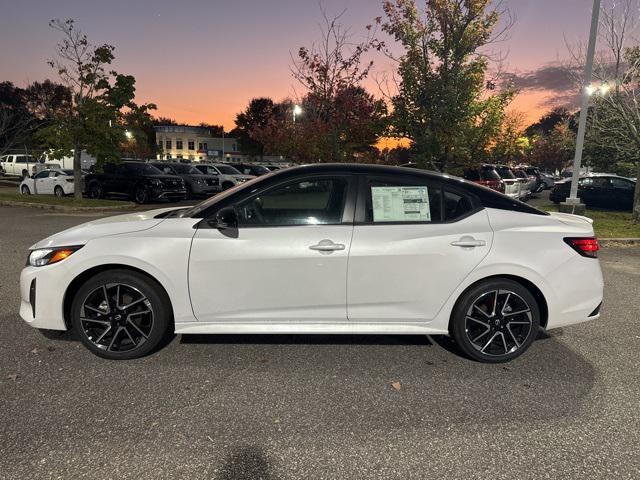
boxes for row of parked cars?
[461,164,555,201]
[17,160,284,203]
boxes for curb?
[0,200,136,212]
[599,238,640,246]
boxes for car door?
[189,174,356,324]
[31,170,51,193]
[610,177,636,210]
[347,174,493,323]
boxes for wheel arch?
[62,263,174,330]
[448,274,549,331]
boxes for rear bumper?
[545,257,604,330]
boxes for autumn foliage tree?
[382,0,514,171]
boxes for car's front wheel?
[71,269,171,359]
[88,182,103,199]
[450,279,540,363]
[21,185,30,195]
[134,186,149,204]
[54,185,64,197]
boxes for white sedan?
[19,169,75,197]
[19,164,604,362]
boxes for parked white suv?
[194,163,255,190]
[1,155,44,178]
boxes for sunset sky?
[0,0,597,130]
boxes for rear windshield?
[125,163,163,175]
[216,165,242,175]
[480,167,501,181]
[173,164,201,175]
[496,166,516,179]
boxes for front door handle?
[450,237,486,248]
[309,239,346,252]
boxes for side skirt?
[174,321,448,335]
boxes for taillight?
[478,180,505,193]
[564,237,599,258]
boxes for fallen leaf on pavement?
[391,381,401,390]
[6,374,18,381]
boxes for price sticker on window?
[371,186,431,222]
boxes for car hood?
[233,174,255,180]
[30,207,177,249]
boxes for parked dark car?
[550,175,636,210]
[150,162,219,198]
[85,161,186,204]
[232,163,271,176]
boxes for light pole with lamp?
[561,0,601,215]
[293,104,302,124]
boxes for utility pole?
[561,0,601,215]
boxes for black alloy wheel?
[21,185,31,195]
[54,185,64,197]
[451,279,540,363]
[71,270,171,359]
[89,182,103,199]
[134,186,149,204]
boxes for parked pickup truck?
[84,161,187,204]
[0,155,44,178]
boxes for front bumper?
[19,266,68,330]
[150,188,187,200]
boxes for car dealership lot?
[1,206,639,479]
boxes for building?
[153,125,244,162]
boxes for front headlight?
[149,179,162,187]
[28,246,82,267]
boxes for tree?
[489,111,530,163]
[40,18,155,198]
[235,98,277,159]
[524,106,574,138]
[529,122,576,173]
[381,0,514,171]
[0,82,35,156]
[289,9,388,161]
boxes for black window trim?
[198,173,358,229]
[354,173,483,225]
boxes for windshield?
[496,166,516,179]
[216,165,242,175]
[173,164,201,175]
[125,163,163,175]
[480,167,501,181]
[180,174,270,218]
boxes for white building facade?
[154,125,244,162]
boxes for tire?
[134,186,149,204]
[450,278,540,363]
[54,185,64,197]
[222,181,234,191]
[88,182,103,199]
[21,185,31,195]
[70,269,171,360]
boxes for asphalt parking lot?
[1,205,639,479]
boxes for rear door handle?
[450,238,486,248]
[309,240,346,252]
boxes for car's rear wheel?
[21,185,30,195]
[71,270,171,360]
[54,185,64,197]
[450,279,540,363]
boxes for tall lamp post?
[561,0,601,214]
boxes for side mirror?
[208,206,238,230]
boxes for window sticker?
[371,186,431,222]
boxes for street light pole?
[565,0,601,209]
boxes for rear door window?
[363,176,442,223]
